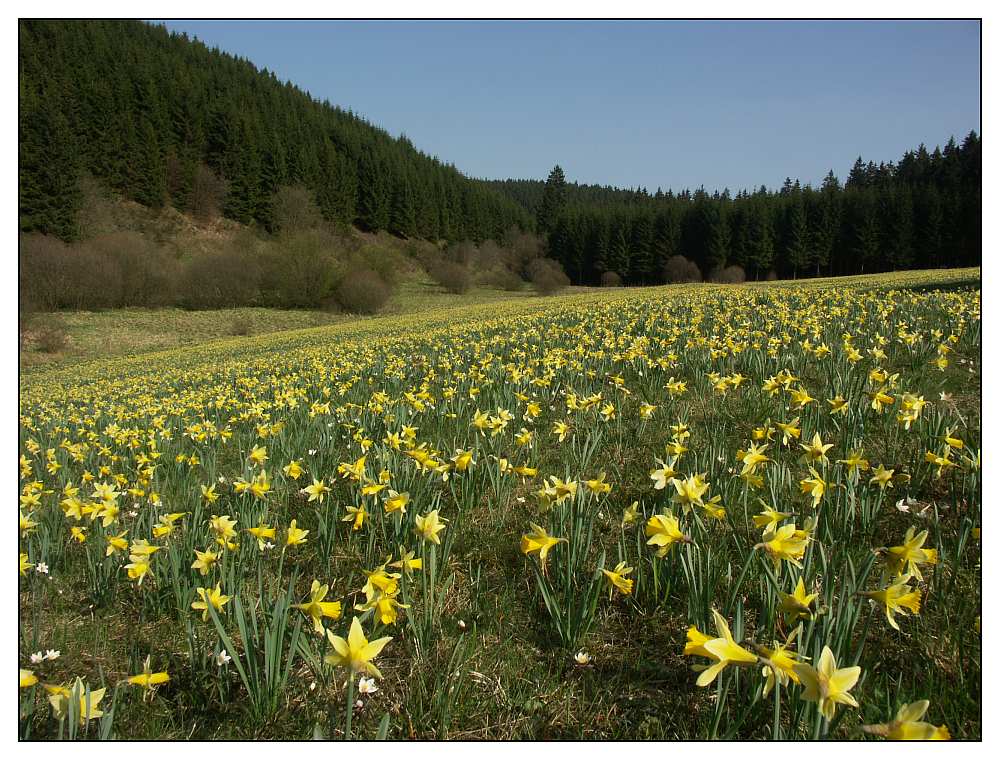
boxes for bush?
[355,243,407,289]
[527,258,570,295]
[480,266,524,292]
[179,243,261,309]
[84,232,180,308]
[229,315,253,336]
[20,232,180,311]
[600,271,623,287]
[258,230,343,308]
[34,317,68,354]
[190,164,227,222]
[272,185,323,234]
[502,228,544,277]
[335,269,390,314]
[20,234,76,311]
[709,265,746,284]
[445,240,478,267]
[430,260,472,294]
[663,255,703,284]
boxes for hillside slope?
[19,20,530,242]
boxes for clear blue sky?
[156,20,980,193]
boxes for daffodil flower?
[860,700,950,740]
[324,617,392,678]
[793,645,861,721]
[683,609,758,687]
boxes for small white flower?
[457,619,467,631]
[35,562,49,575]
[355,699,364,709]
[358,677,378,695]
[308,449,318,456]
[218,475,227,483]
[516,496,525,503]
[216,649,232,667]
[263,541,275,550]
[309,681,317,691]
[30,651,44,664]
[128,510,139,518]
[574,651,591,666]
[44,649,60,661]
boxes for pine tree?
[705,203,730,274]
[19,82,82,239]
[224,132,261,225]
[390,177,417,238]
[357,148,391,232]
[131,117,166,208]
[606,224,631,281]
[746,200,774,279]
[629,212,654,284]
[537,165,567,234]
[784,196,809,278]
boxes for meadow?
[18,268,981,740]
[19,278,574,371]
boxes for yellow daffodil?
[601,561,634,598]
[793,645,861,720]
[684,609,757,686]
[860,700,950,740]
[192,583,231,621]
[292,579,343,633]
[520,523,567,569]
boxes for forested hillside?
[19,20,980,289]
[19,20,531,242]
[488,136,981,284]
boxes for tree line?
[490,135,981,284]
[19,20,980,288]
[19,20,531,242]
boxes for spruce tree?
[537,165,567,234]
[784,197,809,278]
[19,83,82,239]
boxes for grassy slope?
[20,267,978,374]
[21,278,605,372]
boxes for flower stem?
[344,675,355,741]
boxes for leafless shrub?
[190,164,226,222]
[663,255,702,284]
[709,264,746,284]
[480,266,524,291]
[34,316,68,353]
[335,268,390,314]
[272,185,323,233]
[430,260,472,294]
[600,271,623,287]
[229,315,254,336]
[179,243,261,309]
[528,258,570,295]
